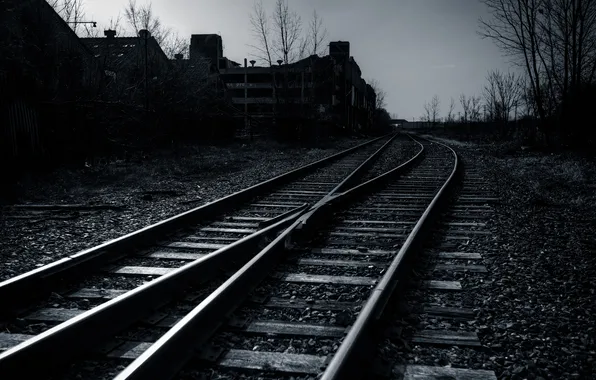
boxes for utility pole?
[143,30,149,111]
[244,58,248,136]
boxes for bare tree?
[479,0,596,144]
[459,93,472,123]
[470,95,483,122]
[273,0,303,64]
[249,0,328,65]
[249,0,274,66]
[446,97,456,122]
[48,0,87,34]
[123,0,168,43]
[122,0,187,58]
[369,79,386,109]
[309,10,328,56]
[423,102,431,122]
[479,0,548,122]
[423,95,440,123]
[483,69,525,122]
[429,95,440,123]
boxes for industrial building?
[188,35,378,134]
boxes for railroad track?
[0,133,425,379]
[83,136,467,380]
[369,154,500,380]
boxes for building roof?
[81,36,168,70]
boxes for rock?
[512,365,527,376]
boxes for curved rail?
[0,134,388,316]
[320,136,460,380]
[113,136,426,380]
[0,134,400,379]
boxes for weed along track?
[96,136,482,380]
[0,133,426,379]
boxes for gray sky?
[83,0,512,120]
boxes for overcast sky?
[82,0,513,120]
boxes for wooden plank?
[423,280,462,291]
[258,297,359,311]
[250,203,303,208]
[297,258,385,267]
[26,308,83,322]
[444,236,472,240]
[354,207,425,212]
[340,220,416,225]
[110,266,172,276]
[282,273,376,286]
[185,236,239,242]
[241,320,345,337]
[145,251,206,260]
[344,210,422,217]
[107,341,153,359]
[267,194,319,200]
[199,227,256,234]
[156,315,182,328]
[422,306,475,319]
[218,349,326,374]
[0,333,33,352]
[325,239,399,248]
[437,252,482,260]
[294,181,337,185]
[334,227,408,233]
[434,264,488,273]
[376,193,435,197]
[163,242,226,250]
[310,248,392,256]
[276,190,327,195]
[329,231,407,239]
[411,330,481,347]
[404,365,497,380]
[228,216,268,222]
[211,222,259,228]
[67,288,128,300]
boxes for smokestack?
[138,29,150,39]
[104,29,116,39]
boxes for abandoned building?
[81,29,171,107]
[187,35,378,133]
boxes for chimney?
[104,29,116,39]
[174,53,183,60]
[139,29,150,39]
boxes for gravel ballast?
[418,136,596,379]
[0,137,372,282]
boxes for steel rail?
[309,133,399,209]
[0,206,308,378]
[320,136,460,380]
[113,135,424,380]
[295,134,424,233]
[0,134,398,379]
[0,134,388,317]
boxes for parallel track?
[0,134,426,379]
[107,137,462,380]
